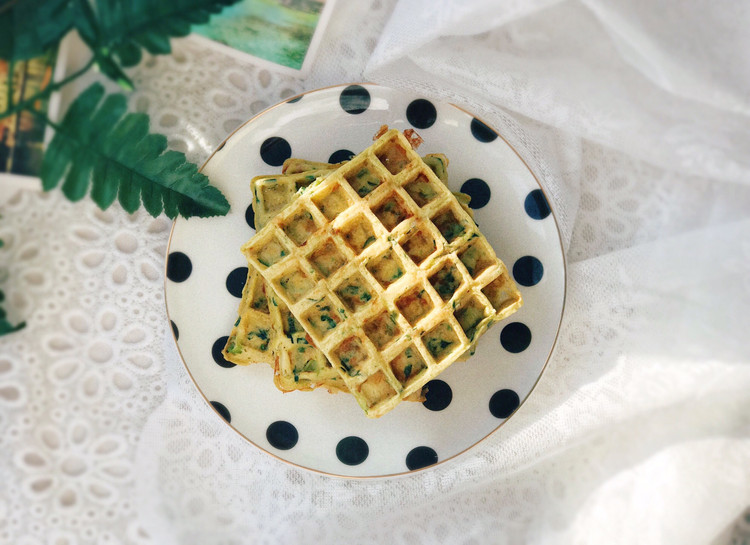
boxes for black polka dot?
[166,252,192,283]
[210,401,231,423]
[328,149,354,163]
[260,136,292,167]
[500,322,531,353]
[266,421,298,450]
[170,320,179,341]
[513,256,544,287]
[212,336,236,368]
[245,204,255,229]
[286,94,303,103]
[226,267,248,298]
[406,99,437,129]
[336,436,369,466]
[422,380,452,411]
[460,178,491,209]
[489,389,520,419]
[524,189,551,220]
[339,85,370,114]
[470,118,497,143]
[406,446,438,471]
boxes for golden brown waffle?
[234,155,454,392]
[243,129,522,417]
[223,154,452,372]
[226,149,483,396]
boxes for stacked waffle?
[225,129,522,418]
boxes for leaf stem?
[26,107,60,132]
[0,56,96,121]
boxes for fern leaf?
[76,0,241,68]
[41,82,230,219]
[0,0,74,61]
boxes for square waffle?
[242,129,522,417]
[224,154,456,395]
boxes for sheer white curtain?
[360,1,750,543]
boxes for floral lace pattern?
[2,0,750,543]
[1,193,168,544]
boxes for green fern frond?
[41,82,230,219]
[77,0,240,68]
[0,0,74,61]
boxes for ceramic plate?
[164,83,565,478]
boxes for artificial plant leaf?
[0,0,74,61]
[41,82,230,219]
[93,52,135,91]
[113,42,142,68]
[75,0,240,68]
[71,0,133,88]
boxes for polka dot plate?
[164,83,566,478]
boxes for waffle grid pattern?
[225,153,455,395]
[243,130,522,417]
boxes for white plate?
[164,83,566,478]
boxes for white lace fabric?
[1,1,750,544]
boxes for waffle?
[243,129,523,417]
[226,154,456,394]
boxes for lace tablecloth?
[2,1,749,544]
